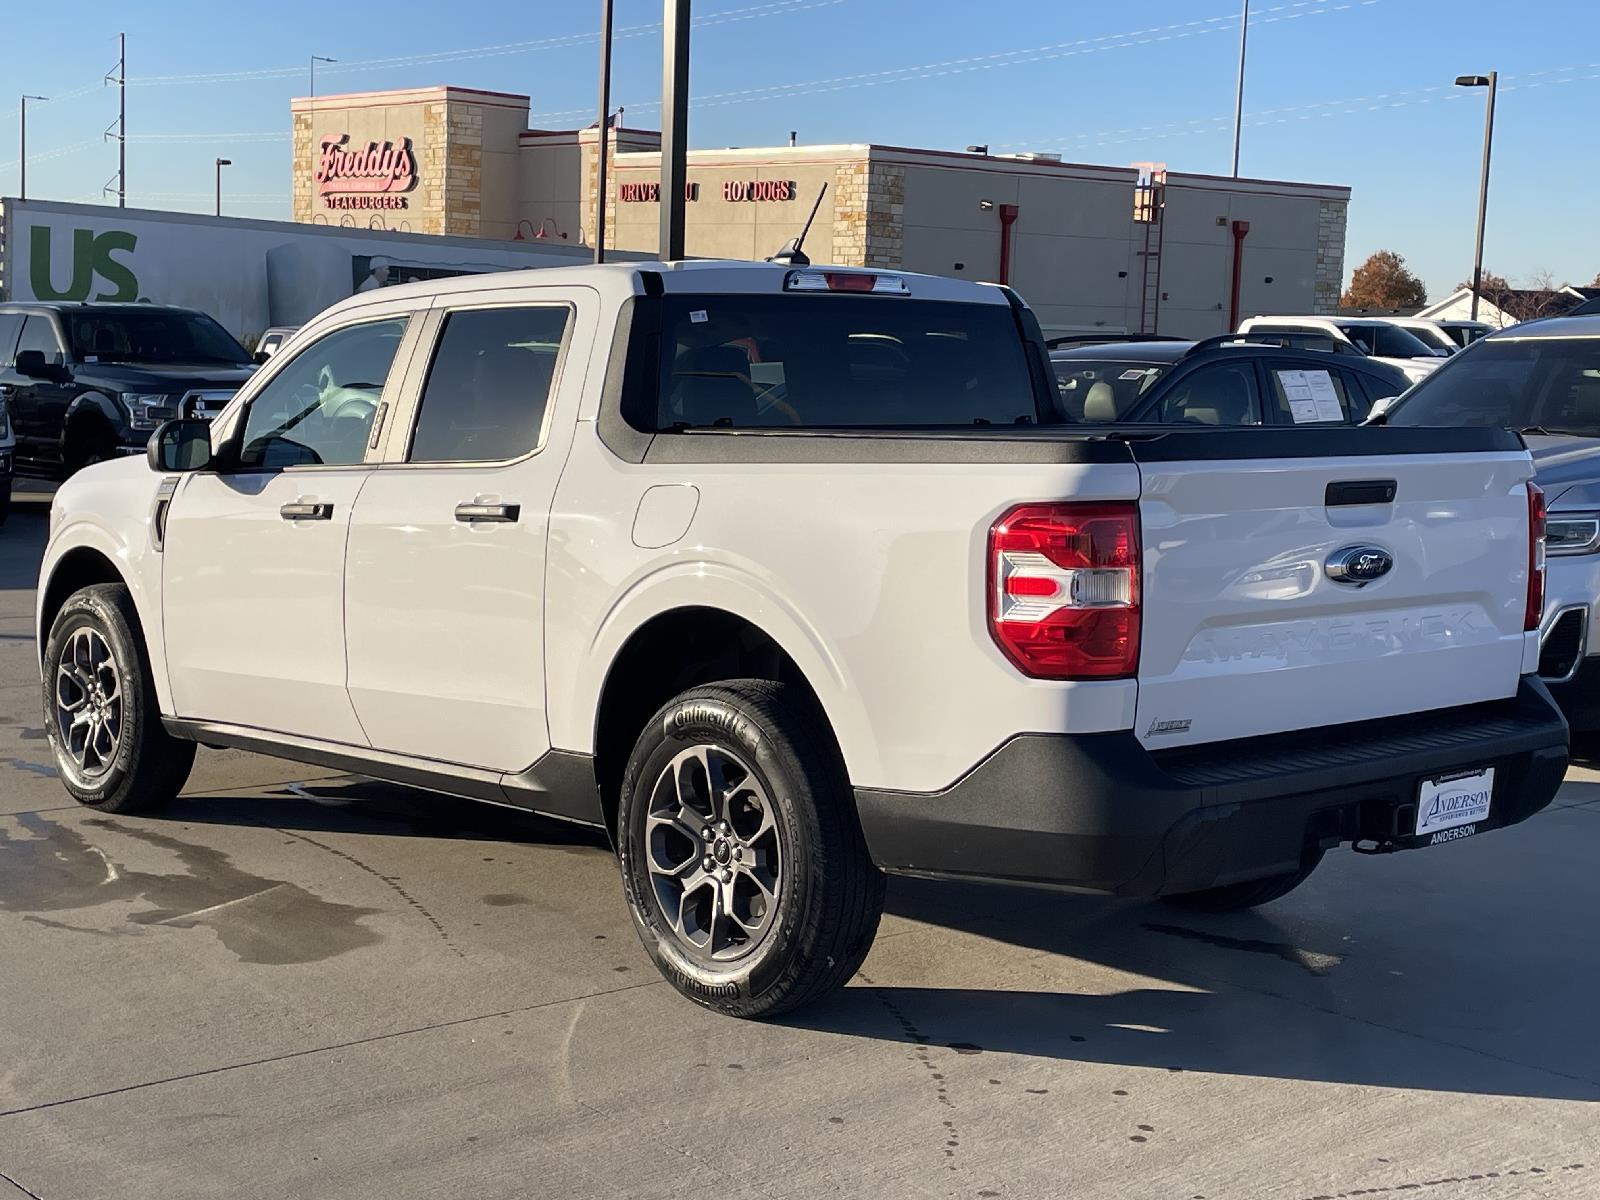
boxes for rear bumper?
[855,677,1568,896]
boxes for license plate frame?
[1415,766,1495,841]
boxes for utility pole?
[104,33,126,206]
[311,55,337,100]
[1231,0,1249,176]
[215,157,231,216]
[659,0,691,260]
[594,0,614,264]
[19,95,47,202]
[1455,71,1498,322]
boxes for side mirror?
[148,419,214,473]
[15,349,59,379]
[1364,396,1398,426]
[252,349,271,365]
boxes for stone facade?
[290,111,315,224]
[1314,198,1349,314]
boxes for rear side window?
[408,306,571,463]
[640,295,1042,429]
[1265,365,1355,425]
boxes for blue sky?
[4,0,1597,299]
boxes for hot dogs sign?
[315,134,419,211]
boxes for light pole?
[595,0,614,263]
[310,55,337,99]
[215,157,231,216]
[19,94,47,201]
[1455,71,1497,322]
[659,0,691,261]
[1231,0,1249,176]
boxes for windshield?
[65,310,251,366]
[1052,359,1171,421]
[1388,337,1600,434]
[1339,323,1437,359]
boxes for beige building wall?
[597,147,851,263]
[290,86,531,238]
[288,87,1349,337]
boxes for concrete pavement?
[1,487,1596,1200]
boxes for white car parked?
[36,260,1568,1016]
[1238,315,1445,384]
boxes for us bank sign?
[315,134,419,211]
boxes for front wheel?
[617,679,885,1018]
[42,583,195,813]
[1160,849,1325,913]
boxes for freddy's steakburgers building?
[292,85,1350,338]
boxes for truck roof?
[327,259,1013,318]
[0,301,208,317]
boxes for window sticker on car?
[1279,369,1343,423]
[1118,369,1150,381]
[689,310,709,324]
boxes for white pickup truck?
[36,260,1568,1017]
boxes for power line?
[529,0,1381,121]
[124,0,844,87]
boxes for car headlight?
[120,393,178,432]
[1546,513,1600,556]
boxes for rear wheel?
[1161,849,1324,913]
[617,679,885,1018]
[42,583,195,813]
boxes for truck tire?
[64,419,117,478]
[617,679,885,1018]
[42,583,195,813]
[1161,849,1325,913]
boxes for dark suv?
[1049,334,1411,426]
[0,303,255,478]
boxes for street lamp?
[310,55,337,99]
[19,94,47,201]
[215,157,232,216]
[1231,0,1249,176]
[1455,71,1497,322]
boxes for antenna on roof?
[767,182,827,267]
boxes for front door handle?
[280,501,334,521]
[454,502,520,524]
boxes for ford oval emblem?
[1325,544,1394,587]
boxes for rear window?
[636,295,1044,429]
[1052,359,1170,421]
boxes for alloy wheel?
[54,627,123,781]
[643,744,784,965]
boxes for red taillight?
[1526,481,1547,632]
[988,502,1141,679]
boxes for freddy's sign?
[316,135,418,210]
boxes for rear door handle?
[280,501,334,521]
[1326,479,1397,507]
[454,502,520,524]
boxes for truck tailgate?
[1134,448,1535,750]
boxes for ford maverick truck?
[37,260,1568,1016]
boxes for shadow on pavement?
[158,776,612,853]
[779,872,1600,1103]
